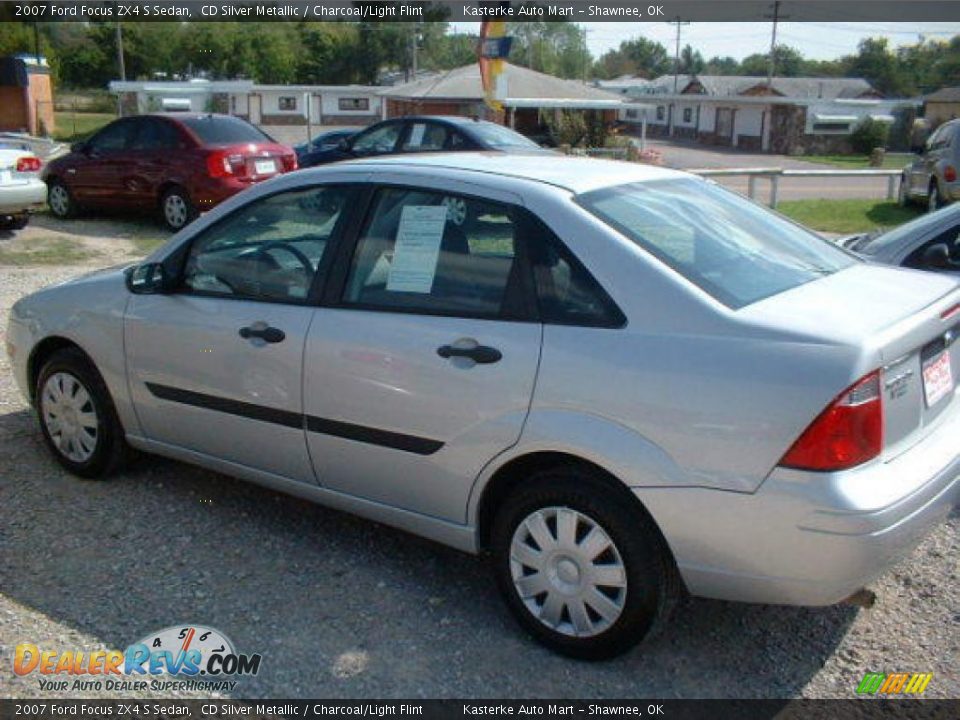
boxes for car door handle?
[437,344,502,364]
[239,325,285,343]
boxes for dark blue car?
[294,129,358,168]
[299,116,547,167]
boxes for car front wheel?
[47,181,76,219]
[36,348,127,479]
[491,467,680,659]
[161,186,196,231]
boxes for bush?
[850,118,890,155]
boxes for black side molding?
[144,382,443,456]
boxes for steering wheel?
[253,242,314,275]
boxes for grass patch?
[800,154,912,170]
[53,112,116,143]
[777,199,923,234]
[128,235,169,256]
[0,237,98,266]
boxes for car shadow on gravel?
[2,409,858,698]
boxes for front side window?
[183,186,351,303]
[402,123,450,152]
[89,120,137,152]
[343,188,522,318]
[903,226,960,271]
[579,179,855,309]
[351,123,403,154]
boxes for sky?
[450,22,960,62]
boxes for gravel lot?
[0,215,958,700]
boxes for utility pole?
[765,1,784,87]
[668,17,690,93]
[410,21,420,81]
[116,22,125,81]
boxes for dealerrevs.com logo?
[13,625,262,693]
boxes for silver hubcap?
[49,185,69,216]
[510,507,627,638]
[41,372,98,463]
[165,194,187,228]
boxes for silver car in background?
[7,155,960,659]
[901,118,960,212]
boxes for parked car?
[302,115,548,166]
[838,203,960,273]
[8,155,959,659]
[0,144,45,230]
[43,114,297,231]
[294,129,357,168]
[900,118,960,212]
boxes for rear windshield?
[469,122,540,149]
[578,179,855,309]
[179,116,273,145]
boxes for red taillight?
[779,370,884,472]
[942,303,960,321]
[16,156,40,172]
[945,165,957,183]
[281,153,297,172]
[206,151,246,178]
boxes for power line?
[667,17,690,92]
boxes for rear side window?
[343,188,524,318]
[179,116,271,145]
[579,179,854,309]
[130,119,181,150]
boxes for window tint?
[179,116,271,145]
[351,123,403,154]
[524,215,624,327]
[579,179,854,309]
[89,120,137,152]
[402,123,450,151]
[183,186,351,303]
[903,226,960,271]
[344,188,522,317]
[130,119,180,150]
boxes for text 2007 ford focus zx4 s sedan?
[8,155,960,659]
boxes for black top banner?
[2,700,960,720]
[1,0,959,23]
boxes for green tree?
[739,45,805,77]
[508,21,591,79]
[679,44,704,75]
[705,56,739,75]
[845,37,912,96]
[594,37,670,80]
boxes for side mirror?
[921,242,951,269]
[125,263,171,294]
[337,138,351,152]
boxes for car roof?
[342,152,689,194]
[381,115,493,126]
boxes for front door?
[716,108,734,144]
[68,117,139,207]
[125,184,357,481]
[303,182,542,522]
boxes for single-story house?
[108,80,382,126]
[613,74,914,154]
[924,87,960,127]
[378,62,638,136]
[0,54,54,136]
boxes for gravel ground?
[0,216,958,700]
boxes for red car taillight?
[945,165,958,183]
[281,153,297,172]
[16,156,41,172]
[206,151,245,179]
[779,370,884,472]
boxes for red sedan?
[43,114,297,230]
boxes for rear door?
[348,121,406,158]
[126,117,184,208]
[303,179,542,522]
[126,184,359,481]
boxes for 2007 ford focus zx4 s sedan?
[7,154,960,659]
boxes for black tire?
[47,180,76,219]
[160,185,196,231]
[491,466,680,660]
[35,347,127,479]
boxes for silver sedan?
[7,154,960,659]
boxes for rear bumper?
[638,392,960,605]
[0,179,46,214]
[190,174,280,210]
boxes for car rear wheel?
[161,186,196,231]
[491,467,680,659]
[47,181,76,219]
[36,348,127,479]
